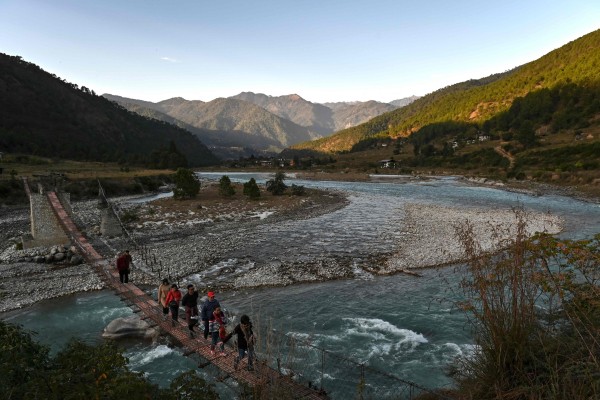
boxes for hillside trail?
[494,145,515,170]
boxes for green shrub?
[173,168,200,199]
[219,175,235,197]
[243,178,260,199]
[0,321,219,400]
[266,172,287,195]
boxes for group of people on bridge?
[114,250,256,371]
[157,278,256,371]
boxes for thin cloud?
[160,57,180,63]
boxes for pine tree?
[219,175,235,197]
[173,168,200,199]
[243,178,260,199]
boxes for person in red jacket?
[164,284,182,326]
[123,250,132,277]
[115,252,129,283]
[209,307,228,355]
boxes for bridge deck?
[45,191,326,399]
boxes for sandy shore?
[382,203,562,273]
[0,183,564,314]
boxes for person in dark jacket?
[123,250,132,279]
[115,252,129,283]
[200,291,220,340]
[223,314,255,371]
[181,284,200,338]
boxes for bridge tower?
[22,175,70,249]
[98,182,124,237]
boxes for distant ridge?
[231,92,334,135]
[104,92,417,157]
[388,96,420,108]
[233,92,410,133]
[105,94,320,154]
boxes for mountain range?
[4,27,597,184]
[103,93,417,158]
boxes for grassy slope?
[295,29,600,153]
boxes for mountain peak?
[158,97,190,105]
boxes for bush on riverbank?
[451,212,600,399]
[0,321,219,400]
[0,175,27,204]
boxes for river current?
[5,174,600,397]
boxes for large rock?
[70,255,84,265]
[102,316,158,340]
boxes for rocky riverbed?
[0,181,564,314]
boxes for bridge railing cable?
[252,328,453,400]
[97,180,179,283]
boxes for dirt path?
[494,145,515,169]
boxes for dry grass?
[0,156,173,181]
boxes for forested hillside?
[0,54,219,167]
[294,29,600,153]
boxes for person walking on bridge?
[201,291,220,340]
[115,251,129,283]
[158,278,170,320]
[223,314,256,371]
[164,284,182,327]
[182,284,200,338]
[209,306,228,355]
[123,250,132,280]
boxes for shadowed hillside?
[0,54,219,167]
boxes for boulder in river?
[102,315,158,340]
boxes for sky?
[1,0,599,104]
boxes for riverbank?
[295,170,600,204]
[0,183,349,313]
[0,178,569,314]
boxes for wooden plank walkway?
[45,191,327,399]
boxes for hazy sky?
[1,0,599,103]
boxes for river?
[4,174,600,398]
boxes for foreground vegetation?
[451,213,600,399]
[0,321,219,400]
